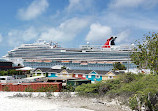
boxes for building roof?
[16,67,34,71]
[51,65,63,69]
[46,77,78,80]
[47,68,63,73]
[95,70,109,75]
[33,67,111,75]
[104,70,123,76]
[110,71,120,75]
[73,70,91,74]
[0,59,11,62]
[34,67,51,72]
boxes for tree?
[0,70,8,76]
[130,32,158,74]
[8,69,18,75]
[113,62,127,70]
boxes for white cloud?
[133,19,158,30]
[21,27,38,41]
[109,0,144,8]
[66,0,93,13]
[17,0,49,20]
[109,0,158,9]
[85,23,112,42]
[39,28,64,41]
[85,23,131,44]
[6,18,89,47]
[8,27,38,46]
[0,34,3,43]
[8,37,22,47]
[115,30,130,43]
[100,12,158,32]
[39,18,89,42]
[67,0,81,12]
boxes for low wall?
[0,82,62,92]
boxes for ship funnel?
[110,37,117,45]
[102,37,113,48]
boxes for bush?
[25,85,57,92]
[119,72,144,83]
[75,73,158,110]
[63,85,76,92]
[113,62,127,70]
[75,80,120,97]
[129,92,158,111]
[36,85,57,92]
[110,74,158,95]
[2,86,10,91]
[25,86,34,92]
[129,94,139,110]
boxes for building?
[0,59,21,71]
[32,68,124,82]
[102,71,120,80]
[0,59,13,71]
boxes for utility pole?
[128,45,130,73]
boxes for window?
[96,75,100,78]
[0,78,5,80]
[88,75,91,78]
[108,76,113,79]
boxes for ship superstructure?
[3,37,137,70]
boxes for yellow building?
[32,68,50,77]
[58,69,74,78]
[102,71,120,80]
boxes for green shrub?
[75,73,158,110]
[36,85,57,92]
[113,62,127,70]
[25,86,34,92]
[63,85,76,92]
[2,86,10,91]
[119,72,143,83]
[109,74,158,95]
[129,94,139,110]
[25,85,57,92]
[129,92,158,111]
[75,80,121,97]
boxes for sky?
[0,0,158,57]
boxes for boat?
[3,37,137,71]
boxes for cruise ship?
[3,37,137,70]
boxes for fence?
[0,82,62,92]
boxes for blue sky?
[0,0,158,57]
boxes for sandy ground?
[50,94,131,111]
[0,92,131,111]
[0,92,92,111]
